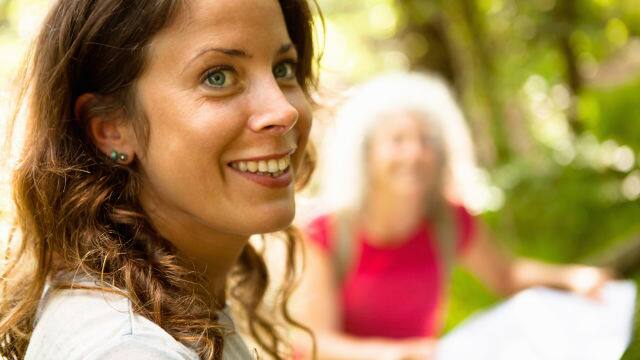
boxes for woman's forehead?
[149,0,291,58]
[376,111,433,131]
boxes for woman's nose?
[398,140,435,164]
[402,139,424,157]
[247,79,298,135]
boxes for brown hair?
[0,0,319,359]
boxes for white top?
[25,280,254,360]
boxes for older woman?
[0,0,318,359]
[293,72,612,360]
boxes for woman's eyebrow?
[278,43,295,55]
[182,47,251,73]
[183,43,296,74]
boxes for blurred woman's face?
[367,112,441,199]
[134,0,311,239]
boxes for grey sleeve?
[90,335,198,360]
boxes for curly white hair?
[317,72,487,213]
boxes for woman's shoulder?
[450,203,476,254]
[25,283,199,360]
[305,213,336,252]
[450,203,474,229]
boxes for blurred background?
[0,0,639,354]
[311,0,640,342]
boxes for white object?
[436,281,636,360]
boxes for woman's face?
[133,0,311,239]
[367,112,441,199]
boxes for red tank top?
[306,206,475,338]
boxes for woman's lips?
[227,150,296,188]
[228,165,293,188]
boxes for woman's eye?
[203,68,236,88]
[273,61,296,80]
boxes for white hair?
[318,72,484,212]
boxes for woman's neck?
[360,188,427,246]
[170,226,247,308]
[141,195,247,309]
[161,221,246,308]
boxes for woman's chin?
[245,208,295,235]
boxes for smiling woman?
[0,1,319,359]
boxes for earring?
[110,150,128,162]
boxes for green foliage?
[488,160,640,262]
[580,77,640,151]
[442,267,500,335]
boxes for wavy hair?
[318,72,482,214]
[0,1,320,359]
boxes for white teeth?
[231,155,291,175]
[268,159,278,173]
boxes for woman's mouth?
[228,154,293,188]
[229,154,291,177]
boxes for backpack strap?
[332,209,355,286]
[433,203,458,284]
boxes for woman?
[292,73,613,360]
[0,0,318,359]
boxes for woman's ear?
[75,93,138,164]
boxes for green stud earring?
[110,150,128,162]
